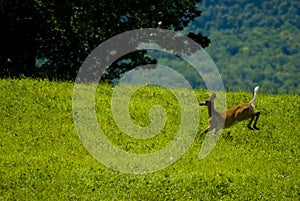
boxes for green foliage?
[1,0,299,94]
[0,78,299,200]
[186,0,300,94]
[0,0,206,80]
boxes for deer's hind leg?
[248,110,260,130]
[252,110,260,130]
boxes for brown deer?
[199,86,261,135]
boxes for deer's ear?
[211,93,216,100]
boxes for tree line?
[0,0,209,81]
[187,0,299,94]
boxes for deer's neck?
[208,100,216,117]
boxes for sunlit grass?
[0,78,299,200]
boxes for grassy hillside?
[186,0,300,94]
[0,79,299,200]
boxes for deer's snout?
[199,101,207,106]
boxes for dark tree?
[0,0,43,77]
[0,0,210,81]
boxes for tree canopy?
[0,0,209,81]
[187,0,300,94]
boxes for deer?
[199,86,261,135]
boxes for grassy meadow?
[0,78,299,200]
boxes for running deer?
[199,86,261,135]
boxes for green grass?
[0,78,299,200]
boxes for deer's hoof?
[253,126,259,130]
[248,126,254,130]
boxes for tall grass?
[0,78,299,200]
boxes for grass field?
[0,78,299,200]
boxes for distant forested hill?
[186,0,299,94]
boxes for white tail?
[199,86,261,135]
[249,86,259,105]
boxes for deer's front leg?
[200,126,210,135]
